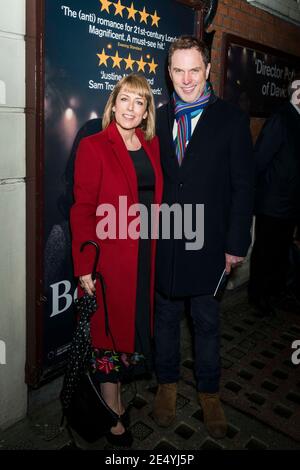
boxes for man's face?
[169,48,211,103]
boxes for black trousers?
[248,214,296,302]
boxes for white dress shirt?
[172,111,203,147]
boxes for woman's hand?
[79,274,96,296]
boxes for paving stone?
[226,424,239,439]
[154,440,178,450]
[131,421,154,441]
[245,437,268,450]
[238,369,253,381]
[200,438,224,450]
[131,395,148,410]
[227,348,246,359]
[174,423,195,440]
[0,286,299,450]
[225,381,242,394]
[260,380,278,392]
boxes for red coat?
[70,121,163,352]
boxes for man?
[153,36,254,439]
[248,73,300,316]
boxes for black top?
[129,147,155,190]
[128,147,155,374]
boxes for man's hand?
[79,274,96,296]
[225,253,244,274]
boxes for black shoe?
[105,427,133,447]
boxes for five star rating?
[97,48,158,73]
[99,0,160,27]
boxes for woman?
[70,74,163,446]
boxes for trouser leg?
[190,294,221,393]
[249,214,274,301]
[154,291,184,384]
[249,215,296,301]
[270,219,295,295]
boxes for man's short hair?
[168,35,210,68]
[288,71,300,100]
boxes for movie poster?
[42,0,194,379]
[223,36,300,116]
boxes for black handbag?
[61,241,118,443]
[64,371,119,442]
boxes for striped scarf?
[173,82,211,165]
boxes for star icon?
[139,6,149,24]
[151,10,160,27]
[97,48,109,66]
[111,51,123,69]
[136,55,146,72]
[99,0,112,13]
[126,2,137,21]
[148,57,158,74]
[124,53,135,71]
[113,0,125,17]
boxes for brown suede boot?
[152,383,177,427]
[198,392,227,439]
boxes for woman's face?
[112,87,148,133]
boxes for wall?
[210,0,300,138]
[247,0,300,25]
[0,0,27,428]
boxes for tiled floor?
[0,286,299,451]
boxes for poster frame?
[220,33,300,117]
[25,0,198,387]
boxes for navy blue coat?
[155,93,254,297]
[254,102,300,220]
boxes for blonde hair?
[102,73,156,140]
